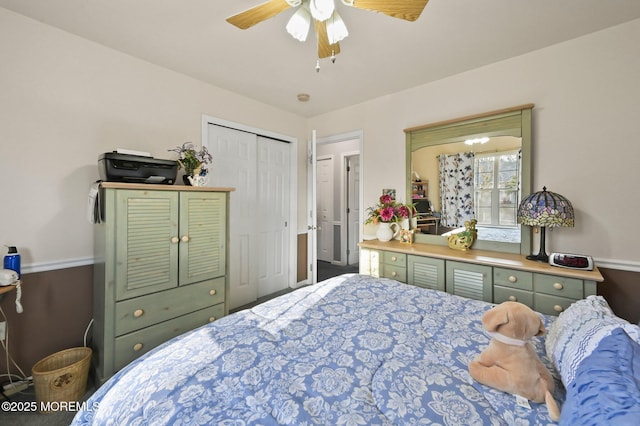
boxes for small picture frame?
[400,229,415,244]
[382,188,396,199]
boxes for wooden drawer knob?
[171,236,179,244]
[508,295,517,301]
[181,235,190,243]
[133,343,143,351]
[209,317,216,322]
[554,305,564,312]
[553,282,564,290]
[391,256,397,262]
[134,309,144,318]
[508,275,517,283]
[209,289,217,296]
[391,271,397,277]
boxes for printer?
[98,152,178,185]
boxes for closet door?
[207,125,291,308]
[256,136,291,297]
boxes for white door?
[317,157,333,262]
[256,136,290,297]
[206,125,290,308]
[347,155,360,265]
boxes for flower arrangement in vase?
[366,194,412,241]
[168,142,213,186]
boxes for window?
[474,150,520,227]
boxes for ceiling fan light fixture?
[286,7,312,42]
[286,7,311,41]
[309,0,335,22]
[326,11,348,45]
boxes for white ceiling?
[3,0,640,117]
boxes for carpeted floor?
[317,260,359,282]
[1,377,96,425]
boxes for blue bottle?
[4,246,21,278]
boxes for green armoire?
[93,182,233,383]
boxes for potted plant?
[168,142,213,185]
[365,194,410,241]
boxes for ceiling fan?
[227,0,429,65]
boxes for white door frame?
[342,151,360,265]
[311,130,364,274]
[201,115,298,291]
[316,155,334,263]
[307,130,318,285]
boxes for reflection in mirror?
[411,136,522,243]
[405,104,533,255]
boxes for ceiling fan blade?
[348,0,429,22]
[315,20,340,59]
[226,0,293,30]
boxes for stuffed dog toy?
[469,301,560,421]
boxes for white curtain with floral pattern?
[438,152,475,228]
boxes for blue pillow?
[560,328,640,425]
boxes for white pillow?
[545,295,640,386]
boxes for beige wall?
[0,8,308,271]
[309,18,640,270]
[1,7,639,376]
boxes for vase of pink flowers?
[366,194,411,241]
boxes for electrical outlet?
[0,321,6,341]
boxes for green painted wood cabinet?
[93,183,232,383]
[358,240,603,316]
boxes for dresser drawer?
[114,304,224,371]
[115,277,225,336]
[382,265,406,283]
[493,268,533,290]
[383,251,406,266]
[534,293,576,316]
[494,286,534,307]
[534,274,583,300]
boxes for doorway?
[314,133,362,282]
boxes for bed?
[72,274,640,425]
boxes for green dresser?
[93,183,232,383]
[359,240,603,316]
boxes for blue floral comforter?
[72,274,563,425]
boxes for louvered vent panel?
[126,198,172,290]
[187,198,222,278]
[413,262,439,290]
[452,268,484,300]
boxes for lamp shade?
[286,7,312,42]
[517,186,574,228]
[309,0,335,22]
[517,187,574,262]
[326,11,348,44]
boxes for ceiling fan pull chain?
[331,49,336,63]
[316,59,321,72]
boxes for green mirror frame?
[405,104,534,255]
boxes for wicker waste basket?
[32,347,92,412]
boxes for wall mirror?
[405,104,534,255]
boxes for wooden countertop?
[99,182,235,192]
[359,239,604,282]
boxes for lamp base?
[526,253,549,263]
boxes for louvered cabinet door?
[115,190,179,300]
[178,192,226,285]
[445,261,493,303]
[407,255,445,291]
